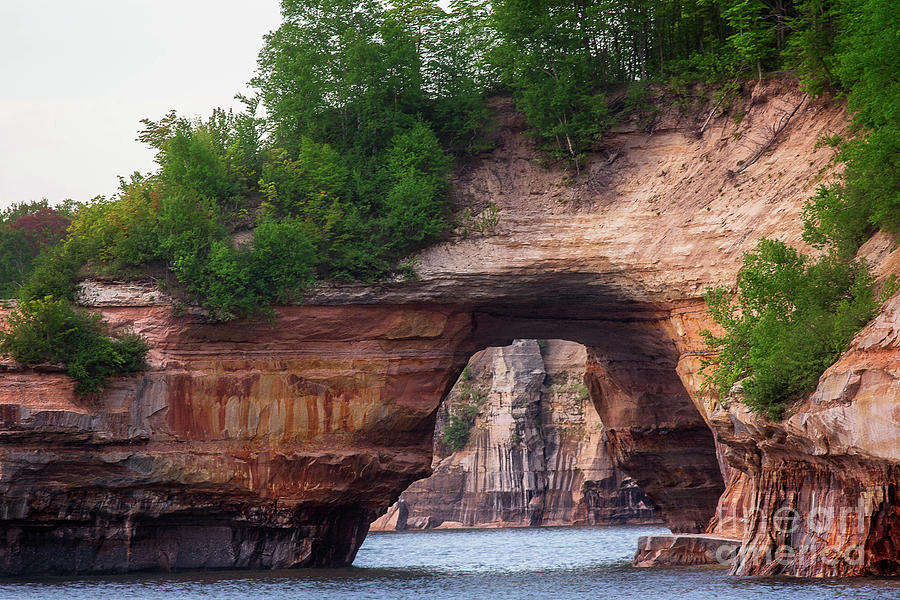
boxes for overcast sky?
[0,1,283,210]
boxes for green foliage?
[797,0,900,255]
[440,368,488,452]
[442,415,473,452]
[830,0,900,234]
[832,0,900,131]
[259,141,349,222]
[150,195,317,320]
[489,0,618,169]
[382,122,452,249]
[456,379,486,406]
[486,0,805,166]
[65,176,162,273]
[18,242,86,303]
[722,0,776,78]
[14,0,900,340]
[841,128,900,234]
[249,214,317,303]
[0,297,149,396]
[801,184,872,255]
[247,1,467,280]
[21,180,318,321]
[814,133,843,150]
[139,108,262,210]
[785,0,839,95]
[702,239,880,419]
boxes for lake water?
[2,525,899,599]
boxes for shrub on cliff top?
[0,297,149,396]
[701,239,886,420]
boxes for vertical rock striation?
[372,340,658,530]
[703,289,900,576]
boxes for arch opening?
[373,339,661,531]
[371,325,725,538]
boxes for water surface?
[2,525,899,599]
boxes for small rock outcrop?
[371,340,658,530]
[633,534,740,568]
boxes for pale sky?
[0,1,283,209]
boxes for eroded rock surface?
[372,340,658,530]
[698,291,900,577]
[633,534,740,568]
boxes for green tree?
[800,0,900,251]
[490,0,615,170]
[254,0,422,157]
[382,122,452,249]
[702,239,881,419]
[0,297,149,396]
[138,109,259,210]
[786,0,839,94]
[722,0,777,81]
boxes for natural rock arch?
[5,81,895,577]
[0,292,725,575]
[373,337,703,532]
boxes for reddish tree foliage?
[10,209,70,253]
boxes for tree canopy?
[2,0,899,410]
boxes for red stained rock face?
[0,304,476,575]
[698,291,900,577]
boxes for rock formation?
[2,80,898,577]
[371,339,658,530]
[633,534,741,568]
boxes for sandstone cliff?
[371,339,658,530]
[2,80,897,577]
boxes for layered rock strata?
[702,287,900,577]
[633,534,741,568]
[0,294,718,576]
[372,339,658,530]
[2,81,896,577]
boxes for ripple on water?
[1,526,899,600]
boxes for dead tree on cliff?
[728,94,808,177]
